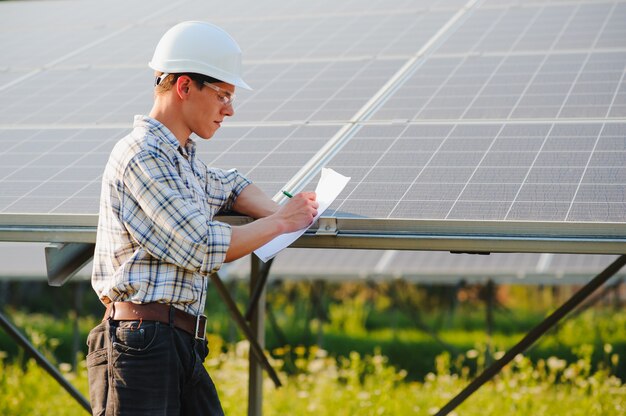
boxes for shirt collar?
[182,138,196,160]
[133,115,196,159]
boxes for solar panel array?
[308,1,626,223]
[0,0,624,238]
[0,0,458,211]
[223,249,624,285]
[2,241,622,286]
[323,122,626,221]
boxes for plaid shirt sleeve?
[208,167,252,213]
[121,150,232,275]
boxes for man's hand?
[275,192,319,233]
[225,191,318,262]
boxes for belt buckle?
[195,314,207,340]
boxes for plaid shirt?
[92,115,251,315]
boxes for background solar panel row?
[223,248,624,285]
[2,241,621,286]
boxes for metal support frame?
[4,214,626,255]
[312,279,326,347]
[0,309,91,413]
[485,279,495,366]
[45,243,94,287]
[245,257,274,321]
[435,254,626,416]
[72,281,85,370]
[248,255,267,416]
[217,254,277,416]
[210,267,281,388]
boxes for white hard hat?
[149,21,252,90]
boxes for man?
[86,21,318,415]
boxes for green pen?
[282,190,293,198]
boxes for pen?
[282,190,293,198]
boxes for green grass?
[0,357,89,416]
[3,303,626,381]
[1,341,625,415]
[2,281,626,414]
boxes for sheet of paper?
[254,168,350,262]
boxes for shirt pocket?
[205,177,228,212]
[178,171,203,204]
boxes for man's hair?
[154,72,223,94]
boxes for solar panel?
[320,122,626,222]
[297,1,626,226]
[0,0,461,218]
[0,60,404,123]
[0,124,344,214]
[370,52,626,121]
[0,0,624,254]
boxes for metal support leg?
[210,265,281,388]
[435,254,626,416]
[0,309,91,413]
[248,255,266,416]
[245,257,274,321]
[72,281,84,370]
[312,279,326,347]
[485,279,495,366]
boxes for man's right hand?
[275,192,319,233]
[226,191,319,262]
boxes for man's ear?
[175,75,192,99]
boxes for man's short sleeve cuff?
[223,174,252,212]
[200,221,232,275]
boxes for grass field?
[1,339,625,415]
[1,281,625,414]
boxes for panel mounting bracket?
[45,243,95,287]
[316,217,338,236]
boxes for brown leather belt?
[104,302,207,340]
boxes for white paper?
[254,168,350,262]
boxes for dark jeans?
[86,320,224,416]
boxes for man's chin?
[196,131,216,140]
